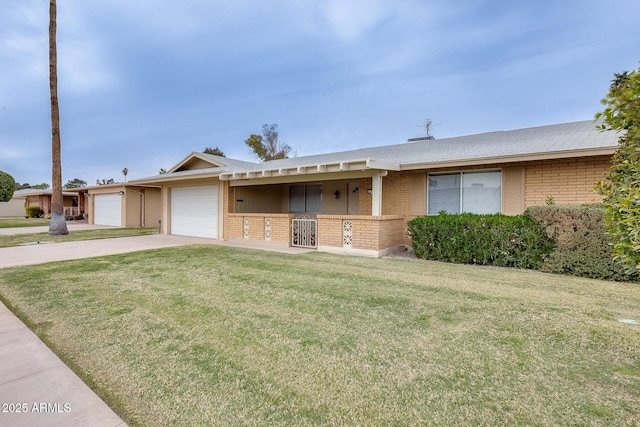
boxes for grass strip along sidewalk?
[0,246,638,426]
[0,217,50,228]
[0,227,158,248]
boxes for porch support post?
[371,171,384,217]
[161,187,169,234]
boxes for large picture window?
[289,184,322,213]
[428,171,501,215]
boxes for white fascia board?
[399,147,617,171]
[222,158,393,181]
[366,159,401,171]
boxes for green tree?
[122,167,128,183]
[595,65,640,276]
[203,146,225,156]
[48,0,68,235]
[245,123,291,161]
[0,171,16,202]
[33,183,51,189]
[64,178,87,189]
[15,182,31,190]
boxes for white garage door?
[171,185,218,239]
[94,194,122,226]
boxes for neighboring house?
[6,189,82,217]
[73,184,162,228]
[81,120,621,256]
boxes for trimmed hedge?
[25,206,44,218]
[527,205,633,281]
[407,213,554,269]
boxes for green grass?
[0,247,639,426]
[0,217,50,228]
[0,227,158,248]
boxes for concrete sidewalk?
[0,302,126,427]
[0,232,312,426]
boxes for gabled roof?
[219,120,621,180]
[169,152,257,173]
[129,120,621,185]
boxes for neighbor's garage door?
[94,193,122,226]
[171,185,218,239]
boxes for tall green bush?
[527,205,633,281]
[407,213,554,269]
[595,67,640,275]
[0,170,15,202]
[26,206,44,218]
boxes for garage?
[94,193,122,226]
[171,185,218,239]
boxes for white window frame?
[427,169,502,215]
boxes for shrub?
[407,213,554,269]
[526,205,634,281]
[26,206,44,218]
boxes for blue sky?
[1,0,639,186]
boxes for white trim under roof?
[169,151,227,173]
[399,146,618,171]
[219,158,400,181]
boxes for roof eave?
[400,147,618,171]
[129,171,223,185]
[219,158,400,181]
[168,152,229,173]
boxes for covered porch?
[220,161,406,257]
[225,212,405,256]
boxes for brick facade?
[317,215,405,251]
[226,213,293,243]
[220,155,611,253]
[523,155,610,206]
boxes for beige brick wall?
[225,213,292,243]
[380,171,423,243]
[225,215,244,239]
[358,177,372,215]
[220,155,611,250]
[269,215,293,243]
[318,215,405,251]
[523,155,610,207]
[317,217,342,247]
[379,155,611,222]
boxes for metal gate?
[291,216,317,248]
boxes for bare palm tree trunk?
[48,0,68,235]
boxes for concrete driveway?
[0,234,219,268]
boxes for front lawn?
[0,247,638,426]
[0,217,50,228]
[0,227,158,248]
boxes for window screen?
[428,171,501,215]
[428,174,461,214]
[462,171,501,214]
